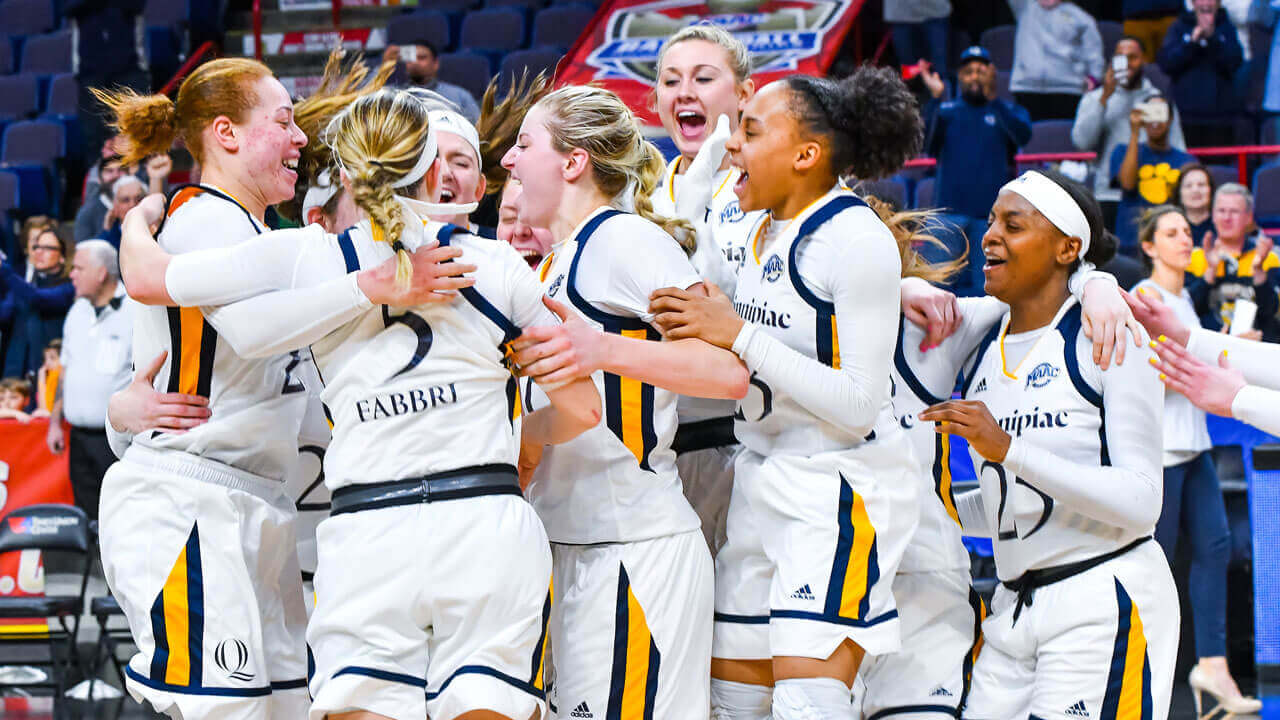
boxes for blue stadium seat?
[1144,63,1173,99]
[437,52,493,104]
[459,9,525,69]
[532,6,594,51]
[0,74,40,119]
[914,176,936,209]
[1206,164,1237,189]
[1022,119,1075,154]
[1253,162,1280,227]
[1097,20,1123,56]
[388,11,451,53]
[0,119,63,215]
[0,0,56,37]
[854,177,907,211]
[549,0,597,6]
[19,30,72,76]
[44,73,77,116]
[144,0,190,28]
[979,24,1015,72]
[0,36,11,76]
[497,47,561,95]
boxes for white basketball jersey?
[960,299,1153,580]
[129,185,307,481]
[731,189,900,457]
[282,351,330,577]
[525,207,702,544]
[308,219,550,491]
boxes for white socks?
[772,677,856,720]
[710,678,773,720]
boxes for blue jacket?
[1157,9,1244,120]
[926,96,1032,219]
[0,264,74,379]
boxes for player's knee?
[772,677,856,720]
[710,678,772,720]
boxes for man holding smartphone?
[382,38,481,123]
[1073,35,1186,230]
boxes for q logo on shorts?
[214,638,255,682]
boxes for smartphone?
[399,45,417,63]
[1111,54,1128,83]
[1137,101,1169,124]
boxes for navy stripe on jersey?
[961,323,1002,397]
[474,224,497,239]
[437,224,522,344]
[336,229,360,272]
[787,195,867,367]
[1057,304,1110,466]
[894,314,948,406]
[564,209,650,331]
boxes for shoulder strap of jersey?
[437,223,521,344]
[155,183,261,238]
[960,320,1002,397]
[894,314,948,405]
[785,194,867,368]
[564,209,650,332]
[473,224,497,240]
[1055,302,1111,466]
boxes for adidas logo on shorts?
[1065,700,1089,717]
[790,584,815,601]
[930,687,953,697]
[975,378,988,393]
[570,701,594,718]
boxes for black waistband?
[673,417,737,455]
[330,464,521,516]
[70,425,107,435]
[1002,536,1151,624]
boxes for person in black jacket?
[1157,0,1244,147]
[0,225,74,380]
[63,0,149,166]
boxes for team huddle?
[88,21,1180,720]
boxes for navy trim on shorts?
[866,704,960,720]
[333,665,426,688]
[713,612,771,625]
[768,608,899,628]
[425,664,545,701]
[125,667,273,697]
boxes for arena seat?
[978,24,1015,72]
[0,0,57,37]
[438,52,494,103]
[459,9,526,69]
[1252,162,1280,227]
[0,74,40,120]
[388,11,451,53]
[497,48,561,95]
[913,176,936,210]
[532,6,595,51]
[19,30,72,76]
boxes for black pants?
[1014,91,1083,122]
[68,426,114,522]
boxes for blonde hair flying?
[534,85,695,252]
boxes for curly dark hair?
[783,66,922,181]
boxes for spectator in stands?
[1131,204,1264,718]
[36,338,60,415]
[888,0,952,78]
[1008,0,1105,120]
[1073,36,1187,228]
[96,176,147,248]
[1189,183,1280,337]
[144,153,174,196]
[384,40,480,123]
[0,378,35,422]
[924,45,1032,295]
[1125,1,1183,62]
[16,216,56,279]
[1158,0,1245,147]
[1175,162,1217,244]
[64,0,148,166]
[46,241,130,522]
[75,154,126,243]
[0,226,74,379]
[1111,95,1194,254]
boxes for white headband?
[391,126,437,189]
[1001,171,1092,258]
[302,168,339,219]
[428,109,482,163]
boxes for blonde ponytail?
[863,196,966,285]
[634,139,695,253]
[325,89,434,289]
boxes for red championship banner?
[557,0,867,126]
[0,419,75,634]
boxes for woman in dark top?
[0,224,74,378]
[1175,163,1216,246]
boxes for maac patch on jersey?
[1025,362,1061,389]
[762,254,784,283]
[548,273,565,297]
[720,201,745,224]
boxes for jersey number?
[382,305,433,379]
[281,351,307,395]
[982,460,1054,541]
[733,372,773,422]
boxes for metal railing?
[904,145,1280,185]
[158,40,219,96]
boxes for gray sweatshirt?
[1071,76,1187,202]
[1009,0,1105,95]
[884,0,951,23]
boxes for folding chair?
[0,504,93,695]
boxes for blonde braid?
[634,139,695,254]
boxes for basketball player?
[647,68,924,719]
[496,179,553,269]
[117,88,602,720]
[501,85,750,717]
[918,170,1178,720]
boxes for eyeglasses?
[31,244,61,252]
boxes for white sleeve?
[1231,385,1280,436]
[1001,328,1164,532]
[1187,327,1280,390]
[731,224,899,437]
[106,416,132,459]
[579,218,701,319]
[164,226,373,358]
[501,243,558,330]
[954,489,991,536]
